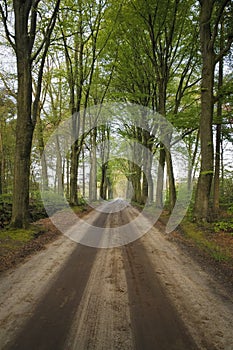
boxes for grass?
[0,203,91,256]
[180,219,232,263]
[0,225,43,252]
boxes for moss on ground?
[180,219,233,263]
[0,225,45,254]
[0,204,93,272]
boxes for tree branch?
[0,1,16,50]
[29,0,41,52]
[31,0,61,62]
[211,0,231,45]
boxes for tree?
[0,88,16,194]
[58,0,113,205]
[194,0,233,221]
[111,0,200,209]
[0,0,60,227]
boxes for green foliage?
[220,175,233,207]
[214,220,233,234]
[227,205,233,214]
[0,225,46,260]
[200,170,214,176]
[0,194,12,228]
[0,192,48,229]
[181,219,232,262]
[0,226,39,244]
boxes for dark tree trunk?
[66,153,70,198]
[99,125,110,201]
[82,147,86,198]
[155,79,167,208]
[55,135,63,196]
[194,0,215,221]
[142,129,153,204]
[155,147,166,208]
[130,162,142,204]
[11,0,34,227]
[165,145,176,211]
[107,177,113,200]
[89,128,97,202]
[70,141,79,205]
[213,23,224,215]
[0,0,61,227]
[37,115,48,191]
[100,163,108,200]
[187,131,199,191]
[0,130,4,195]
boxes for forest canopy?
[0,0,233,228]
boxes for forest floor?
[0,200,233,349]
[157,214,233,294]
[0,205,92,272]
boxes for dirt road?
[0,200,232,349]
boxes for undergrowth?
[180,219,232,263]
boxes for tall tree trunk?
[70,142,79,205]
[100,126,110,200]
[100,163,108,200]
[66,153,70,199]
[155,146,166,208]
[213,115,222,214]
[2,0,61,227]
[131,129,142,204]
[142,170,148,204]
[11,40,34,227]
[37,115,48,191]
[107,177,113,200]
[0,129,4,195]
[194,0,215,221]
[165,144,176,211]
[69,34,83,206]
[142,130,153,204]
[130,162,142,204]
[213,23,224,215]
[155,78,167,208]
[89,128,97,202]
[55,135,63,196]
[187,131,200,191]
[142,130,149,204]
[126,178,133,200]
[82,147,86,199]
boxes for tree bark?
[70,141,79,205]
[11,0,34,227]
[131,162,142,204]
[55,135,63,196]
[0,129,4,195]
[165,145,176,211]
[37,115,48,191]
[82,147,86,199]
[155,147,166,208]
[100,125,110,200]
[89,128,97,202]
[142,129,153,204]
[194,0,215,221]
[213,23,224,215]
[1,0,61,227]
[187,131,200,191]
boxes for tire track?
[5,212,110,350]
[120,204,198,350]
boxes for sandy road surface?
[0,200,232,349]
